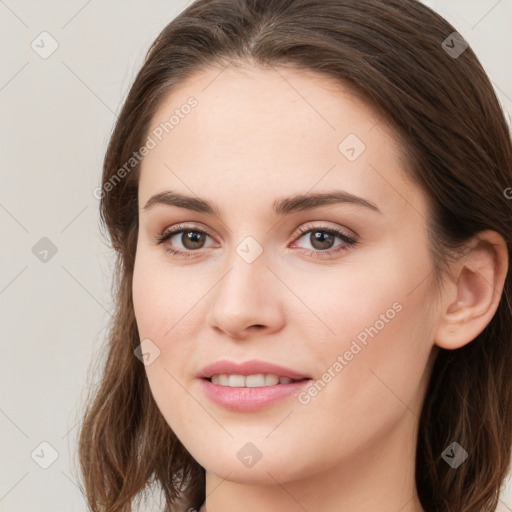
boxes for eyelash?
[154,223,358,260]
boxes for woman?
[76,1,512,511]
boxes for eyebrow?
[142,189,381,216]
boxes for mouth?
[197,359,313,410]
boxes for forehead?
[137,63,416,217]
[143,62,390,151]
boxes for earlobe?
[434,230,509,350]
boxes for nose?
[205,252,285,340]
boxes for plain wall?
[1,1,511,510]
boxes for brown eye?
[309,230,336,250]
[292,225,357,258]
[155,227,214,255]
[180,230,207,250]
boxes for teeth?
[210,374,297,387]
[217,374,230,386]
[228,375,246,387]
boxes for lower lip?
[199,378,312,411]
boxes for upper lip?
[197,359,312,380]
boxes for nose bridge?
[205,235,283,336]
[216,236,270,308]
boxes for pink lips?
[197,359,312,412]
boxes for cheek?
[288,240,434,347]
[294,243,437,413]
[132,252,202,430]
[132,246,200,341]
[132,248,207,399]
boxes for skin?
[132,62,508,512]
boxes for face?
[132,63,440,484]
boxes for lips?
[197,360,313,411]
[197,359,312,381]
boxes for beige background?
[0,0,511,510]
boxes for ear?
[434,230,509,350]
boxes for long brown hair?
[75,1,512,511]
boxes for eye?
[291,223,357,257]
[154,224,215,258]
